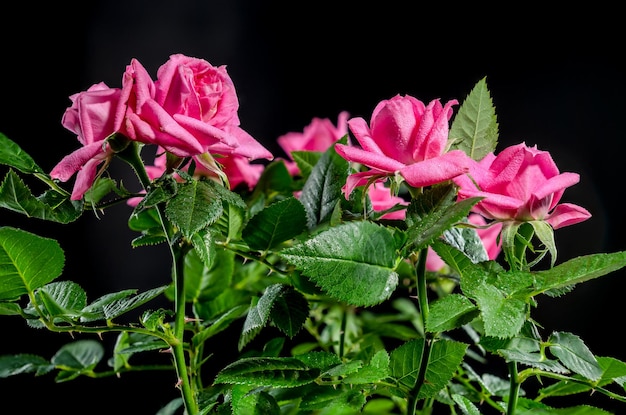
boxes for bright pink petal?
[545,203,592,229]
[70,158,102,201]
[50,142,108,181]
[347,117,384,154]
[335,143,405,172]
[399,150,470,188]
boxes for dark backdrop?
[1,1,623,413]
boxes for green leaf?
[80,289,141,322]
[0,227,65,301]
[183,247,233,303]
[448,76,499,160]
[231,386,280,415]
[342,349,390,384]
[242,197,307,251]
[548,331,602,381]
[51,340,104,382]
[291,150,323,181]
[165,180,224,239]
[403,184,481,256]
[279,221,399,307]
[299,136,350,229]
[298,385,367,412]
[191,304,249,348]
[426,293,479,333]
[0,170,82,223]
[533,251,626,294]
[0,353,54,377]
[102,286,168,320]
[269,286,309,338]
[472,283,527,339]
[23,281,87,327]
[0,133,44,174]
[390,338,467,399]
[239,284,309,350]
[214,356,320,387]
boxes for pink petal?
[399,150,470,188]
[545,203,592,229]
[50,142,108,181]
[334,143,405,172]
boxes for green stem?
[407,247,432,415]
[117,143,198,415]
[506,362,520,415]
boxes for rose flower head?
[453,142,591,229]
[335,94,471,198]
[50,82,124,200]
[277,111,349,176]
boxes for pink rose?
[426,213,503,272]
[277,111,349,175]
[50,82,123,200]
[121,54,273,164]
[368,182,408,220]
[453,142,591,229]
[335,95,471,197]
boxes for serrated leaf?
[239,284,308,350]
[0,170,82,223]
[426,293,479,333]
[472,283,526,339]
[403,184,481,255]
[299,137,350,229]
[548,331,602,382]
[279,221,399,307]
[532,251,626,294]
[448,77,499,160]
[214,356,320,387]
[102,286,168,320]
[242,197,306,251]
[165,180,224,239]
[0,133,44,174]
[390,338,467,399]
[0,227,65,301]
[80,289,138,322]
[51,339,104,371]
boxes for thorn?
[160,347,174,354]
[184,316,202,323]
[175,377,183,389]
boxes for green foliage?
[2,78,626,415]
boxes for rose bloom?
[277,111,349,175]
[50,82,123,200]
[120,54,272,166]
[453,142,591,229]
[335,95,471,197]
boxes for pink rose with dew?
[50,82,123,200]
[425,213,503,272]
[277,111,349,175]
[452,142,591,229]
[335,95,471,197]
[121,54,273,167]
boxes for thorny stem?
[118,142,198,415]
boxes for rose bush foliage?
[1,54,626,415]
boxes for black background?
[1,1,624,413]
